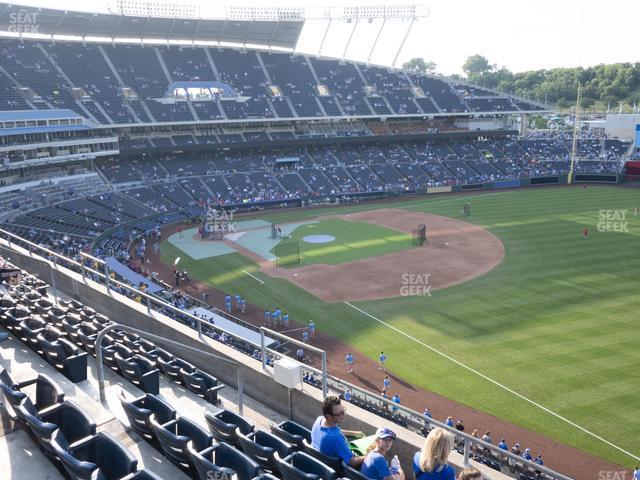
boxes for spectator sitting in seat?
[361,427,404,480]
[413,427,455,480]
[457,467,482,480]
[311,396,365,468]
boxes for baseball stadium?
[0,2,638,480]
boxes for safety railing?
[1,228,573,480]
[259,327,572,480]
[95,323,244,415]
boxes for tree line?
[403,55,640,111]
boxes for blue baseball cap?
[375,427,396,439]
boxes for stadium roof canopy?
[0,2,305,48]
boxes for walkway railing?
[0,228,572,480]
[95,322,244,415]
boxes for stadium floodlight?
[111,0,199,18]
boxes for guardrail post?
[237,367,243,416]
[260,328,266,371]
[197,319,202,338]
[321,351,327,398]
[463,438,471,467]
[146,296,151,314]
[104,264,110,293]
[80,261,85,280]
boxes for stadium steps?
[36,43,101,124]
[255,52,274,86]
[0,288,291,480]
[314,97,328,117]
[265,98,281,118]
[295,172,313,192]
[203,48,223,83]
[382,96,396,115]
[98,45,144,123]
[154,47,174,85]
[305,55,323,88]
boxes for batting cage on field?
[412,223,427,246]
[275,240,301,267]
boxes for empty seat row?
[0,366,161,480]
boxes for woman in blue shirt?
[361,427,404,480]
[413,428,455,480]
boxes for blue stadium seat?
[302,439,342,475]
[270,420,311,450]
[277,451,336,480]
[205,409,255,447]
[237,429,294,473]
[51,430,138,480]
[341,460,369,480]
[115,354,160,394]
[36,325,89,383]
[119,390,177,444]
[188,440,261,480]
[180,367,224,405]
[16,399,96,457]
[0,367,64,418]
[151,414,213,471]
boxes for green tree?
[402,58,437,75]
[462,54,494,77]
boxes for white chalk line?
[343,301,639,462]
[242,270,264,284]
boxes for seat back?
[214,441,261,480]
[270,420,311,449]
[341,460,370,480]
[205,409,254,446]
[41,400,96,444]
[187,443,234,480]
[303,439,343,475]
[119,391,175,440]
[278,452,324,480]
[291,451,336,480]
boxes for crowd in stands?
[0,134,630,262]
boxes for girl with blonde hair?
[413,427,455,480]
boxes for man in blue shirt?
[311,396,365,468]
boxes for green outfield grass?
[160,186,640,467]
[270,218,412,267]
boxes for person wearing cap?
[522,448,533,461]
[311,396,365,468]
[361,427,404,480]
[414,427,455,480]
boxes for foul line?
[242,270,264,284]
[344,301,639,462]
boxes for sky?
[9,0,640,75]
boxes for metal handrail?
[0,228,573,479]
[95,322,244,415]
[305,368,572,480]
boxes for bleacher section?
[0,37,546,126]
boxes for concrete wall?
[1,239,509,479]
